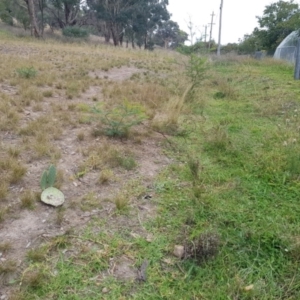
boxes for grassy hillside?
[1,28,300,299]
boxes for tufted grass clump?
[16,67,37,79]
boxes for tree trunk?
[25,0,40,38]
[105,33,110,43]
[110,23,119,46]
[119,31,124,46]
[164,39,168,49]
[38,0,44,36]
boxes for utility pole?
[208,11,215,50]
[203,25,208,43]
[217,0,224,56]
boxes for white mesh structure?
[274,31,299,64]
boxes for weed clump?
[0,259,17,274]
[20,190,36,209]
[114,194,129,211]
[187,158,201,182]
[16,67,37,79]
[185,232,220,264]
[21,267,49,289]
[0,242,11,253]
[93,101,147,138]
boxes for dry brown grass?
[0,31,185,267]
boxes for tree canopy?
[0,0,187,49]
[239,0,300,54]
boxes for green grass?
[6,50,300,299]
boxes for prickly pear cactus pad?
[41,187,65,207]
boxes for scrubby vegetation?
[1,25,300,300]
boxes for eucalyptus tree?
[86,0,132,46]
[131,0,170,49]
[45,0,83,28]
[0,0,30,29]
[23,0,40,37]
[86,0,170,48]
[154,20,181,48]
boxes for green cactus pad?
[41,187,65,207]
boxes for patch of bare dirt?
[0,83,17,95]
[0,45,40,56]
[89,66,144,81]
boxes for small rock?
[173,245,185,258]
[146,234,153,242]
[102,287,109,294]
[244,284,254,291]
[0,295,7,300]
[130,232,141,239]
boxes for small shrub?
[16,67,37,79]
[213,91,226,99]
[94,101,147,138]
[62,26,89,38]
[186,55,209,91]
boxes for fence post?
[294,37,300,80]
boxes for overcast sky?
[168,0,274,44]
